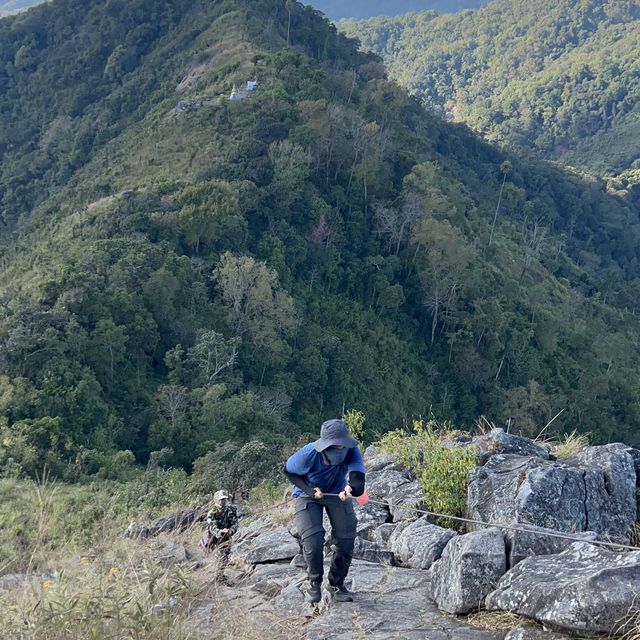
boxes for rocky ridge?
[208,430,640,638]
[3,429,638,638]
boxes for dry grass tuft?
[551,429,590,459]
[0,538,198,639]
[617,595,640,640]
[467,609,530,631]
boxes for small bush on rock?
[379,420,477,528]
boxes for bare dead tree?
[519,217,549,284]
[374,192,425,255]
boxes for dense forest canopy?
[1,0,639,483]
[341,0,640,182]
[306,1,486,20]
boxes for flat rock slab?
[231,526,299,564]
[305,562,503,640]
[216,558,504,639]
[486,542,640,635]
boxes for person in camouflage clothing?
[199,489,239,555]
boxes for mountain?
[341,0,640,180]
[0,0,42,16]
[1,0,640,481]
[305,1,486,20]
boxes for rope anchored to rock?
[318,492,640,553]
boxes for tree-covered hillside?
[341,0,640,180]
[1,0,640,482]
[306,1,486,20]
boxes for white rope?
[320,493,640,553]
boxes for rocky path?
[189,558,507,640]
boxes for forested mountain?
[341,0,640,181]
[1,0,640,481]
[306,1,486,20]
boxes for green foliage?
[191,440,282,498]
[0,467,205,572]
[342,0,640,177]
[344,409,366,441]
[379,420,477,528]
[0,0,640,486]
[0,545,197,639]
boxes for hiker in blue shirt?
[284,418,366,603]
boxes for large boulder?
[486,542,640,635]
[231,526,299,565]
[387,479,425,522]
[468,448,636,544]
[472,429,550,464]
[389,516,457,569]
[354,499,391,540]
[565,444,637,539]
[363,445,404,473]
[507,525,597,567]
[430,528,507,615]
[366,466,415,500]
[365,464,426,523]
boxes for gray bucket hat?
[313,419,358,452]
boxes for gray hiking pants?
[294,496,357,588]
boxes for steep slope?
[1,0,640,481]
[341,0,640,179]
[306,0,486,20]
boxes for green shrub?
[379,420,477,529]
[344,409,366,441]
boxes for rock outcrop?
[222,558,505,640]
[430,528,507,615]
[486,542,640,635]
[388,516,457,569]
[231,526,299,565]
[366,465,425,522]
[467,446,637,547]
[471,429,550,464]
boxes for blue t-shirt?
[286,443,366,497]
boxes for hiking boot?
[327,584,353,602]
[305,583,322,603]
